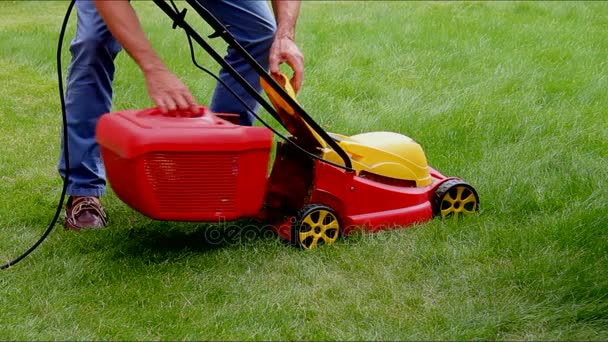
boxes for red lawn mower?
[96,0,479,250]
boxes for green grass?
[1,1,607,340]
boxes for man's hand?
[270,0,303,93]
[143,68,198,115]
[269,36,304,93]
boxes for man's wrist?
[276,35,295,41]
[139,59,168,74]
[275,28,295,41]
[274,34,296,42]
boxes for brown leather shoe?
[64,196,108,231]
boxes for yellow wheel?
[433,179,479,218]
[291,204,341,250]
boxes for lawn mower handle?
[152,0,353,170]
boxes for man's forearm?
[271,0,301,40]
[93,0,166,73]
[92,0,197,114]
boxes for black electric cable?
[169,0,354,172]
[1,0,74,270]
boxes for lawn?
[1,1,607,340]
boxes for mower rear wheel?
[291,204,341,250]
[433,179,479,218]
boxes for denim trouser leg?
[200,0,277,126]
[57,0,121,197]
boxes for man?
[59,0,304,230]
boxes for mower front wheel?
[291,204,341,250]
[433,179,479,218]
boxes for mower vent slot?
[144,152,238,214]
[359,171,417,188]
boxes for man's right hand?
[143,68,198,115]
[269,36,304,94]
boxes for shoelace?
[66,198,107,226]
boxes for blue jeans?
[58,0,276,197]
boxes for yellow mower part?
[260,74,432,187]
[322,132,432,187]
[260,74,325,149]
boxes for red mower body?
[310,162,448,235]
[263,143,453,242]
